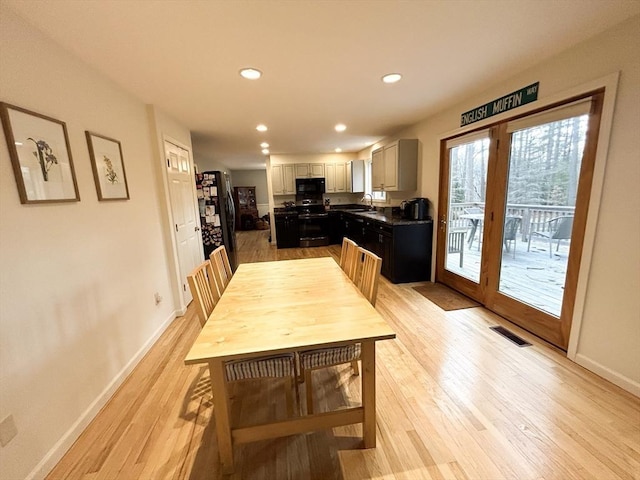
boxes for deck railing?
[449,202,575,240]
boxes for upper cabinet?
[325,162,347,193]
[348,159,365,193]
[371,148,385,190]
[295,163,325,178]
[272,159,362,195]
[272,164,295,195]
[371,139,418,192]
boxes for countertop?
[273,205,432,226]
[342,210,432,226]
[273,209,298,216]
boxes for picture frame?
[85,131,130,201]
[0,102,80,204]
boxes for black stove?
[297,204,325,216]
[295,196,329,246]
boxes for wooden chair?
[187,259,297,415]
[355,247,382,306]
[339,237,359,281]
[209,245,233,293]
[298,247,382,414]
[527,215,573,258]
[448,230,466,268]
[186,260,220,327]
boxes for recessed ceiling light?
[382,73,402,84]
[335,123,347,132]
[240,68,262,80]
[260,142,269,148]
[335,148,342,153]
[256,124,268,132]
[262,148,270,155]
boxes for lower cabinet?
[330,211,433,283]
[362,218,433,283]
[328,211,343,244]
[275,213,300,249]
[363,221,393,279]
[344,215,365,245]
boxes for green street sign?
[460,82,539,127]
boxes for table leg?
[361,341,376,448]
[209,359,234,474]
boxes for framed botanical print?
[0,102,80,204]
[85,131,130,201]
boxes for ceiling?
[4,1,639,170]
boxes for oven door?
[299,214,329,247]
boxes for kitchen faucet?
[361,194,373,210]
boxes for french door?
[436,91,603,350]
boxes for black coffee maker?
[402,198,429,220]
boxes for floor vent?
[490,326,532,347]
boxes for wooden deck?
[446,235,570,316]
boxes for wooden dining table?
[184,256,396,473]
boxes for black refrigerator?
[195,170,237,271]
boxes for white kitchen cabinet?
[271,164,295,195]
[347,159,364,193]
[325,162,348,193]
[335,162,347,192]
[295,163,325,178]
[371,148,385,191]
[325,163,335,192]
[371,139,418,192]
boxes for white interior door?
[164,140,202,305]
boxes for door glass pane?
[498,114,588,316]
[446,136,490,282]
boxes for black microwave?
[295,178,325,195]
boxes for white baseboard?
[575,353,640,397]
[25,310,178,480]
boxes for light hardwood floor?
[46,230,640,480]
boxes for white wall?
[147,106,197,312]
[362,16,640,391]
[190,138,232,173]
[0,8,185,479]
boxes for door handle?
[195,226,201,232]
